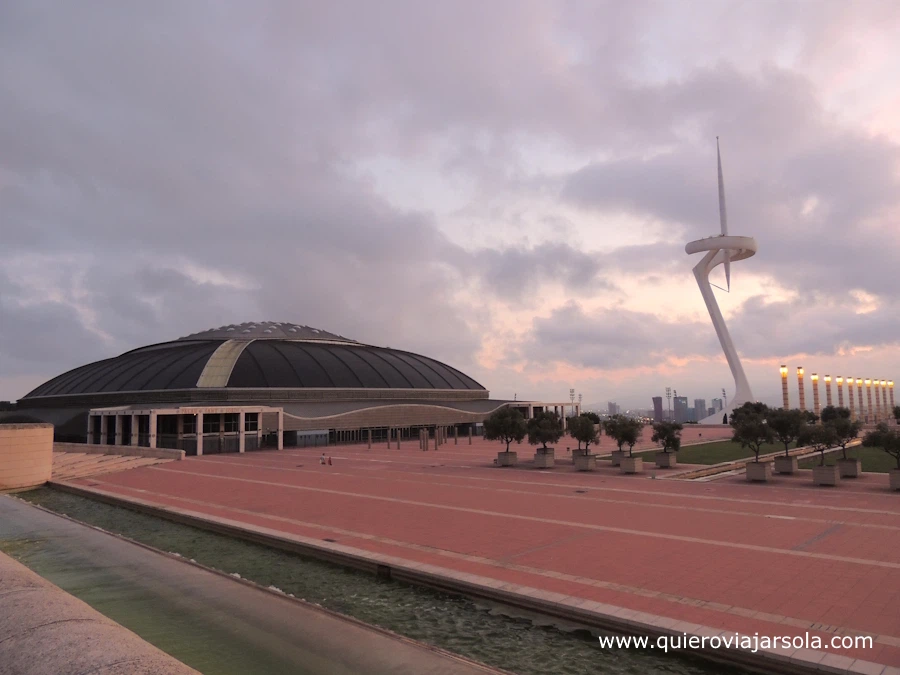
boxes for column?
[856,379,864,423]
[197,412,204,456]
[433,427,438,451]
[367,429,372,449]
[811,374,820,419]
[387,428,392,449]
[527,405,533,419]
[824,375,832,408]
[86,415,94,445]
[100,415,109,445]
[396,428,400,450]
[277,410,284,450]
[866,379,874,422]
[113,415,122,445]
[890,381,896,420]
[874,381,882,422]
[238,411,246,453]
[845,379,855,421]
[149,411,157,449]
[468,426,473,445]
[780,366,789,409]
[837,377,844,408]
[455,426,458,445]
[797,367,806,411]
[132,414,140,446]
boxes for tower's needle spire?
[717,137,731,291]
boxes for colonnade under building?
[779,366,895,424]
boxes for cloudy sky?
[2,1,899,409]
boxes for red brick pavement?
[67,439,900,669]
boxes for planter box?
[746,461,772,482]
[655,452,677,468]
[571,448,589,458]
[773,456,798,474]
[610,450,626,467]
[497,451,517,467]
[620,457,643,474]
[837,458,861,478]
[573,454,597,471]
[533,449,555,468]
[890,469,900,491]
[813,464,840,486]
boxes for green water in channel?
[4,488,747,675]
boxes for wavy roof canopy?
[23,323,485,398]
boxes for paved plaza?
[62,437,900,671]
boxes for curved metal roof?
[23,324,484,399]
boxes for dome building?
[15,322,575,454]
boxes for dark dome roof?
[23,323,485,399]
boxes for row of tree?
[731,401,900,467]
[483,408,682,457]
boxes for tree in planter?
[484,407,527,453]
[568,414,600,453]
[582,411,601,424]
[527,411,564,452]
[730,401,773,462]
[798,423,839,466]
[602,415,644,456]
[821,407,861,461]
[651,421,682,453]
[863,423,900,469]
[766,408,807,457]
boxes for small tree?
[823,407,861,460]
[568,415,600,453]
[863,423,900,470]
[730,401,773,463]
[766,408,807,457]
[603,414,644,456]
[484,407,527,453]
[527,411,564,451]
[651,421,682,454]
[582,411,601,424]
[798,423,839,466]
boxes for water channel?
[3,488,749,675]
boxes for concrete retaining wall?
[54,441,185,461]
[0,423,53,491]
[0,550,197,674]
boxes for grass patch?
[630,440,795,465]
[798,446,897,473]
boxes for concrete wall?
[0,550,197,674]
[0,423,53,491]
[54,441,185,461]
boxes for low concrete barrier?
[55,441,184,461]
[0,550,197,674]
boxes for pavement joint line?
[79,478,900,650]
[146,465,900,571]
[188,457,900,531]
[197,453,900,514]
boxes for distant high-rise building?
[652,396,663,422]
[694,399,706,423]
[707,407,715,418]
[674,396,689,423]
[712,398,724,412]
[607,402,619,416]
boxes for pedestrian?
[320,453,326,465]
[327,456,332,466]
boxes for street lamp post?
[837,376,844,409]
[780,365,789,410]
[797,367,806,411]
[857,379,865,423]
[569,388,575,417]
[811,374,820,419]
[824,375,832,408]
[665,387,672,421]
[866,379,874,423]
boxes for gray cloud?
[2,0,900,405]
